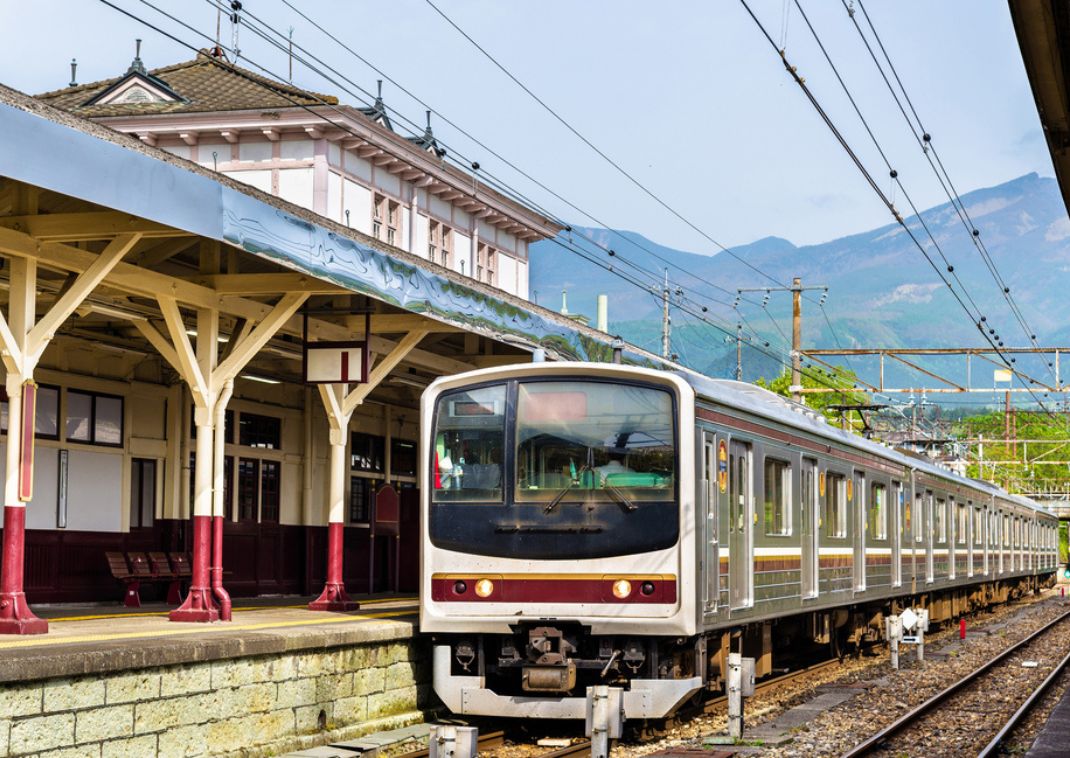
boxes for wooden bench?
[105,551,191,608]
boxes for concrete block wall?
[0,640,430,757]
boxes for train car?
[420,362,1058,720]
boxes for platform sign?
[18,381,36,502]
[303,341,368,384]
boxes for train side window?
[957,503,967,545]
[1003,514,1010,547]
[973,507,983,546]
[825,473,846,538]
[869,482,887,540]
[763,458,791,536]
[935,498,947,543]
[914,494,924,542]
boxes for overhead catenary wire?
[97,0,948,414]
[738,0,1063,423]
[842,0,1050,373]
[209,0,763,314]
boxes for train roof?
[676,371,1051,516]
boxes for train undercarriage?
[434,574,1054,719]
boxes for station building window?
[391,438,417,478]
[239,412,281,449]
[0,384,59,439]
[351,432,385,473]
[869,483,887,540]
[238,457,259,521]
[476,243,496,285]
[66,389,123,446]
[373,194,399,246]
[349,476,373,523]
[430,221,452,267]
[260,460,280,523]
[825,473,847,538]
[130,458,156,529]
[763,458,790,536]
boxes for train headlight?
[474,578,495,598]
[612,579,632,599]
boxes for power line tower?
[737,277,828,402]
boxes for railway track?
[840,607,1070,757]
[530,656,843,757]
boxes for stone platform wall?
[0,638,431,757]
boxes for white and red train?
[420,362,1058,720]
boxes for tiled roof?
[35,51,338,117]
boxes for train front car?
[420,363,699,720]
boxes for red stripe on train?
[430,577,678,604]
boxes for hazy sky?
[0,1,1055,253]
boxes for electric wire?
[738,0,1061,422]
[843,0,1049,371]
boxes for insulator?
[889,169,898,178]
[947,265,954,272]
[923,133,931,142]
[972,229,980,237]
[980,316,987,322]
[1004,287,1010,293]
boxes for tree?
[756,366,870,431]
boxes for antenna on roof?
[128,39,146,75]
[376,80,384,106]
[69,58,77,88]
[288,26,294,82]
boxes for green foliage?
[756,366,870,431]
[958,410,1070,496]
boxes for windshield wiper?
[543,462,589,513]
[605,484,638,512]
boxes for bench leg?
[124,580,141,608]
[166,580,182,605]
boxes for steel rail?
[978,643,1070,756]
[840,607,1070,757]
[395,729,504,758]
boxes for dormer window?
[84,72,183,107]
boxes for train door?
[701,432,719,617]
[853,471,866,592]
[926,491,935,584]
[801,458,819,599]
[892,481,902,587]
[729,440,753,609]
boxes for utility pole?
[724,323,752,381]
[737,277,827,403]
[661,269,671,359]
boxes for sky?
[0,0,1057,254]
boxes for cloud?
[873,282,943,307]
[1045,217,1070,242]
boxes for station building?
[0,54,660,632]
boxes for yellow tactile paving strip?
[0,597,419,651]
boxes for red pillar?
[0,506,47,634]
[309,522,357,611]
[170,419,218,623]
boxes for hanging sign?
[18,381,36,502]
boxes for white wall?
[453,231,472,275]
[3,443,122,532]
[497,254,518,296]
[278,168,315,211]
[327,171,342,224]
[401,207,411,252]
[343,179,373,235]
[517,260,529,299]
[414,213,430,260]
[344,151,372,182]
[238,141,272,163]
[373,169,400,197]
[280,139,314,161]
[223,169,272,195]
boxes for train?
[419,362,1058,720]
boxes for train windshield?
[429,378,678,560]
[515,381,675,503]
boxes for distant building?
[37,47,562,299]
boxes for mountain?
[530,173,1070,384]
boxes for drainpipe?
[211,379,235,621]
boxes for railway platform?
[0,595,428,758]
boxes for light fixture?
[389,375,430,389]
[474,578,495,598]
[612,579,632,599]
[185,329,229,343]
[240,374,281,385]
